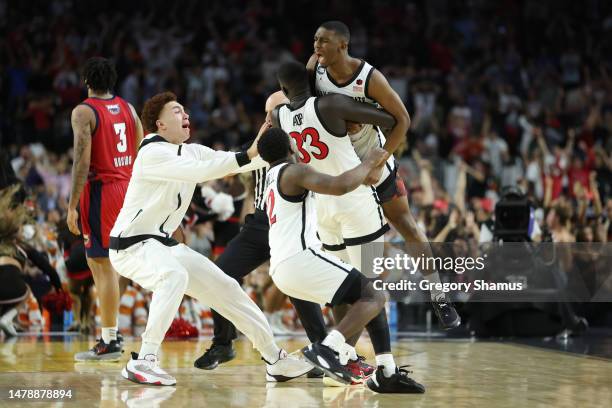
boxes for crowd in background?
[1,0,611,335]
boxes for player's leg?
[110,240,189,386]
[195,226,270,369]
[270,247,384,384]
[75,181,122,360]
[336,190,390,377]
[175,244,312,382]
[380,174,460,329]
[285,247,424,394]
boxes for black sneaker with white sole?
[366,365,425,394]
[301,343,355,385]
[194,343,236,370]
[432,298,461,330]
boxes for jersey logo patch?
[106,104,121,115]
[316,65,326,75]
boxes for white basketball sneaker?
[265,349,313,382]
[122,352,176,386]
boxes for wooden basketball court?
[1,335,610,407]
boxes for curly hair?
[141,92,177,134]
[82,57,117,93]
[257,128,292,164]
[0,185,31,257]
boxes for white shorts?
[315,185,388,251]
[270,247,361,306]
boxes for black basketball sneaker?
[194,343,236,370]
[366,365,426,394]
[432,296,461,330]
[74,338,123,361]
[301,342,356,385]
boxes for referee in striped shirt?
[194,93,327,371]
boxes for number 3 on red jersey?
[289,127,329,164]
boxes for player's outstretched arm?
[282,148,387,196]
[366,69,411,155]
[67,104,94,235]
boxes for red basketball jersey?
[80,96,137,183]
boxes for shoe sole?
[366,377,426,394]
[123,367,176,386]
[74,351,122,362]
[322,376,364,387]
[301,346,353,385]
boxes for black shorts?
[375,165,408,204]
[0,264,28,305]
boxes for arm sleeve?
[140,145,249,184]
[23,244,63,290]
[232,155,268,173]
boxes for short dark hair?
[258,128,292,164]
[320,21,350,42]
[82,57,117,93]
[277,61,308,92]
[141,92,177,134]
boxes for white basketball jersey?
[264,163,320,271]
[278,97,360,176]
[315,60,395,183]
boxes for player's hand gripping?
[363,147,388,185]
[247,120,272,158]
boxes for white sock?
[321,330,345,352]
[375,353,396,377]
[101,327,118,343]
[139,341,159,359]
[260,342,282,364]
[425,272,445,301]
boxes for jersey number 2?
[114,123,127,153]
[289,127,329,164]
[266,189,277,225]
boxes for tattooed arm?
[67,104,95,235]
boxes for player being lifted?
[308,21,459,329]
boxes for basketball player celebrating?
[308,21,459,329]
[270,60,401,385]
[194,92,328,373]
[109,92,312,386]
[68,57,144,361]
[257,127,425,393]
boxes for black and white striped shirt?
[252,167,267,211]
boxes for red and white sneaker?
[355,356,375,378]
[121,352,176,386]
